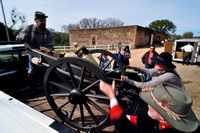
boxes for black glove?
[24,34,32,43]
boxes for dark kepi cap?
[35,11,48,19]
[151,52,176,69]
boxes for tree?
[49,28,69,46]
[67,23,80,31]
[182,32,193,38]
[102,18,124,27]
[67,17,124,31]
[0,22,15,41]
[9,8,26,29]
[89,18,102,28]
[53,32,69,46]
[48,28,56,33]
[0,8,26,40]
[148,19,176,34]
[79,18,92,29]
[61,25,69,33]
[168,33,181,42]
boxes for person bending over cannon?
[16,11,53,94]
[121,52,184,89]
[99,80,198,133]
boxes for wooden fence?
[54,43,131,52]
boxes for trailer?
[0,41,144,132]
[171,39,200,63]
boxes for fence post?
[112,44,114,50]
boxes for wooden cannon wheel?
[44,57,112,132]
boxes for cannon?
[3,41,144,132]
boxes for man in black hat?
[121,52,183,89]
[100,52,198,133]
[16,11,53,94]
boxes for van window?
[0,51,13,63]
[0,50,27,72]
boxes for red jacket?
[110,103,183,133]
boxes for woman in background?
[123,46,131,68]
[113,46,124,69]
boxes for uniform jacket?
[128,68,183,89]
[16,24,53,50]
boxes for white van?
[171,39,200,63]
[0,44,27,76]
[0,44,28,92]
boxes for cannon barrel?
[74,43,99,66]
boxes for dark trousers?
[144,65,153,81]
[28,55,40,90]
[183,52,192,64]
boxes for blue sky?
[1,0,200,36]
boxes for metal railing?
[54,43,131,52]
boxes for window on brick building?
[92,37,96,45]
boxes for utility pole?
[197,32,200,39]
[0,0,10,41]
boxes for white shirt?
[181,44,194,52]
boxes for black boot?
[186,60,189,65]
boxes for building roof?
[69,25,147,31]
[69,25,168,35]
[175,38,200,42]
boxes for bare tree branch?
[67,17,124,31]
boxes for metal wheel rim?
[89,49,125,88]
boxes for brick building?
[69,25,168,49]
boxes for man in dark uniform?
[16,11,53,94]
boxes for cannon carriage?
[1,41,144,132]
